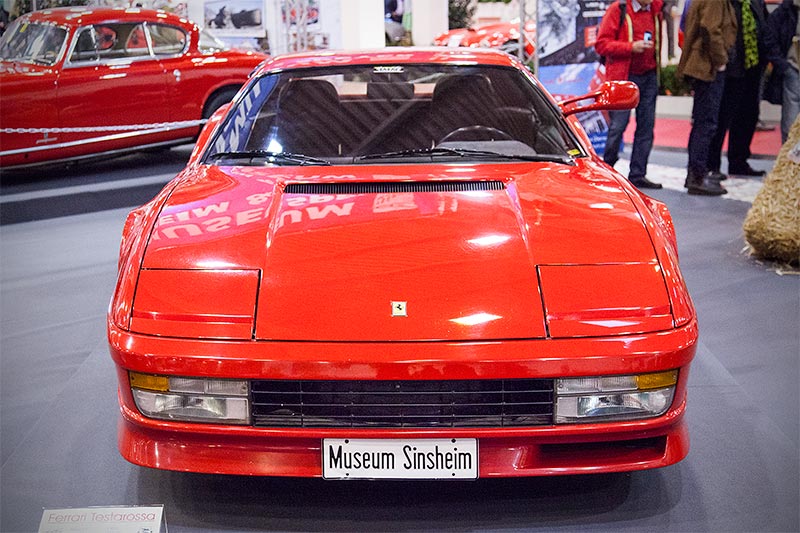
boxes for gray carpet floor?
[1,154,797,532]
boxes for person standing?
[765,0,800,144]
[384,0,403,23]
[663,0,679,60]
[596,0,664,190]
[677,0,737,195]
[708,0,770,178]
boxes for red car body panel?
[434,21,536,57]
[0,7,267,168]
[109,48,697,477]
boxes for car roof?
[257,47,522,75]
[22,7,196,29]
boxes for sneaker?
[630,176,663,189]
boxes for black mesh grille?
[250,379,554,428]
[284,181,505,195]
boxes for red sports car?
[109,48,697,479]
[0,7,267,169]
[433,20,535,57]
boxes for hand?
[631,40,654,53]
[717,65,727,72]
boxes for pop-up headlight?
[555,370,677,423]
[130,269,259,340]
[129,372,249,424]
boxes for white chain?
[1,119,207,134]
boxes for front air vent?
[251,378,554,428]
[284,181,505,195]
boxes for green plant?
[659,64,692,96]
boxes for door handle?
[172,69,181,82]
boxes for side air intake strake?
[284,181,505,195]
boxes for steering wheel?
[439,125,514,143]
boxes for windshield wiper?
[207,150,332,166]
[355,147,573,164]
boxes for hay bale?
[743,117,800,264]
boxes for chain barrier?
[1,119,207,134]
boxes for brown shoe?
[686,172,727,196]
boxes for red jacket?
[595,0,663,81]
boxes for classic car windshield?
[205,64,583,165]
[0,20,67,65]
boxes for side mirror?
[558,81,640,117]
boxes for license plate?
[322,438,478,479]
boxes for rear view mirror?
[558,81,640,117]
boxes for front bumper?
[109,320,696,477]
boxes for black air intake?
[250,378,554,428]
[284,181,505,195]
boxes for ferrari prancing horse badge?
[391,301,407,317]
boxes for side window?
[68,24,153,64]
[106,23,150,59]
[125,24,148,51]
[147,24,187,56]
[69,27,98,63]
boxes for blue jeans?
[603,70,657,180]
[687,71,726,177]
[782,65,799,144]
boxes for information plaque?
[39,505,165,533]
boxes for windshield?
[205,64,583,165]
[0,20,68,65]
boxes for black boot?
[685,171,727,196]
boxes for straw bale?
[743,117,800,265]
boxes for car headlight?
[555,370,677,423]
[130,269,259,340]
[129,372,250,424]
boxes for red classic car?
[0,7,267,169]
[433,19,535,57]
[109,48,697,479]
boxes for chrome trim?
[0,138,192,170]
[0,125,196,157]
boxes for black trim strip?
[284,180,505,195]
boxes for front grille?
[284,180,505,195]
[250,379,554,428]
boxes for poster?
[204,0,265,37]
[538,0,614,153]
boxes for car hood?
[141,160,670,340]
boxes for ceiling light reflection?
[468,234,510,247]
[451,313,502,326]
